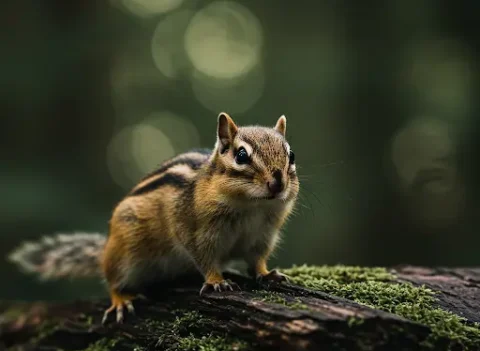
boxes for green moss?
[172,310,215,331]
[281,265,480,349]
[75,312,94,328]
[28,319,123,351]
[347,316,364,328]
[253,290,307,310]
[282,264,394,284]
[143,317,164,330]
[81,338,120,351]
[28,321,60,345]
[1,306,26,322]
[178,334,248,351]
[146,310,248,351]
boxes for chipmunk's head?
[211,112,299,204]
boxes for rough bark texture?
[1,266,479,351]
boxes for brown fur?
[99,112,299,323]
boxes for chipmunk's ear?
[217,112,238,152]
[274,115,287,137]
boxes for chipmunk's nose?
[267,169,284,195]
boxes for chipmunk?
[8,112,300,324]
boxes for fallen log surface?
[1,265,479,351]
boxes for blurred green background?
[1,0,479,301]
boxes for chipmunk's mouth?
[246,194,275,201]
[244,186,288,201]
[251,193,284,201]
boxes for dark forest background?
[1,0,479,301]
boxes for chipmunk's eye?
[289,150,295,165]
[235,147,250,165]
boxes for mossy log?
[1,266,479,351]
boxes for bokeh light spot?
[111,51,168,107]
[390,117,454,191]
[184,1,263,79]
[121,0,184,18]
[107,120,176,189]
[191,65,265,114]
[390,117,465,229]
[130,124,176,175]
[143,111,201,152]
[406,38,473,120]
[151,10,195,79]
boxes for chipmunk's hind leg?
[102,290,136,324]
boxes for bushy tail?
[7,232,106,280]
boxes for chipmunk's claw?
[102,294,135,325]
[199,279,241,296]
[257,269,290,284]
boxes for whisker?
[313,160,345,169]
[298,176,327,185]
[297,192,315,218]
[301,183,333,215]
[299,198,313,212]
[297,160,346,173]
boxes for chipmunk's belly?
[222,210,273,260]
[122,247,196,289]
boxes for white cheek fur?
[230,162,250,172]
[245,185,269,199]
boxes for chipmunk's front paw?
[257,269,290,284]
[199,279,241,295]
[102,293,136,325]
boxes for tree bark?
[1,266,479,351]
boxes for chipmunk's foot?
[199,279,241,296]
[257,269,289,284]
[102,292,136,325]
